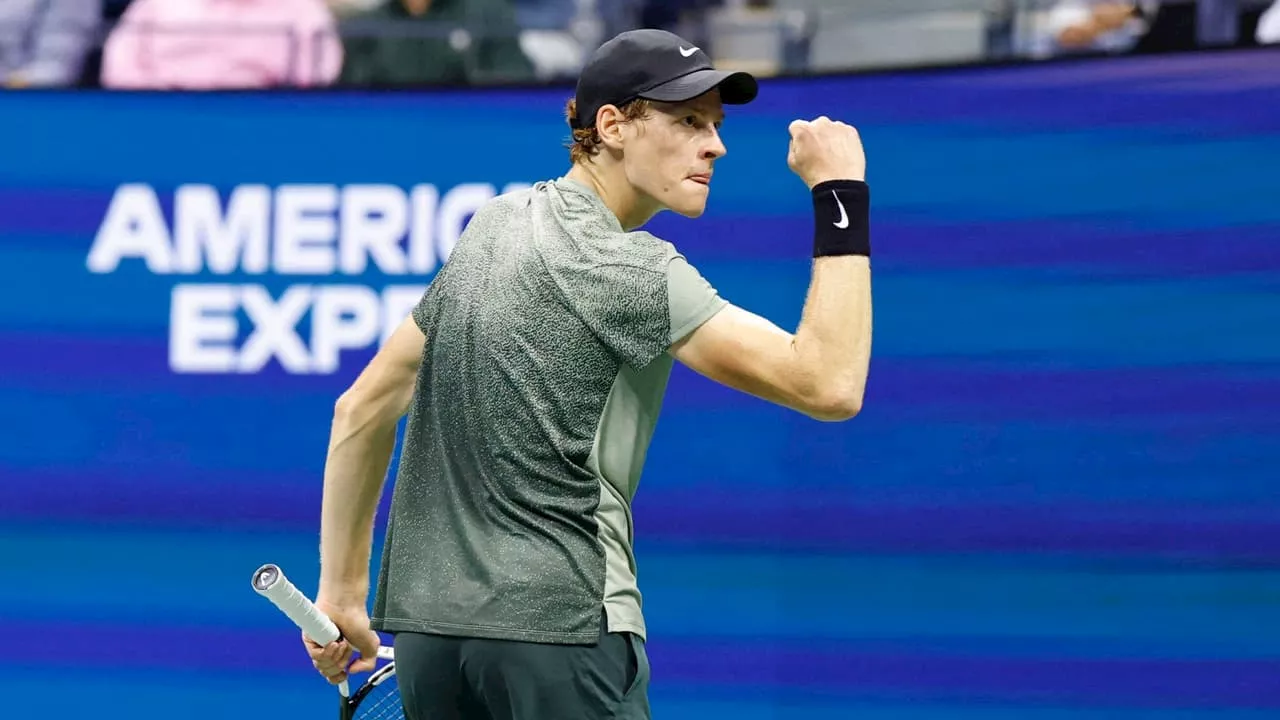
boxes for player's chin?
[670,192,710,218]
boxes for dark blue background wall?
[2,47,1278,718]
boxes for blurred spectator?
[326,0,387,18]
[1259,0,1280,41]
[103,0,132,19]
[100,0,344,89]
[1040,0,1269,55]
[514,0,577,29]
[1128,1,1203,52]
[1042,0,1154,54]
[339,0,535,86]
[514,0,585,79]
[0,0,103,88]
[640,0,725,33]
[594,0,643,47]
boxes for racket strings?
[353,678,404,720]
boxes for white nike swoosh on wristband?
[833,192,850,229]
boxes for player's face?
[623,91,727,219]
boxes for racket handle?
[252,563,392,699]
[252,563,342,646]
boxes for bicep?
[670,303,816,415]
[338,314,426,421]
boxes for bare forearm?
[318,399,399,603]
[791,256,873,417]
[671,120,872,420]
[790,176,874,418]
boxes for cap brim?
[639,68,759,106]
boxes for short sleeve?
[667,256,727,345]
[528,181,717,370]
[411,255,453,334]
[411,283,438,334]
[568,261,672,370]
[559,250,728,369]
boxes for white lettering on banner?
[175,185,271,274]
[341,185,409,275]
[408,185,438,273]
[87,181,533,276]
[169,283,429,375]
[87,184,174,273]
[311,284,382,374]
[274,185,340,275]
[87,180,533,375]
[170,284,238,373]
[238,284,314,373]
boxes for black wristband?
[811,180,870,258]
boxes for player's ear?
[597,105,627,151]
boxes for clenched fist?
[788,117,866,189]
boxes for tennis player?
[304,28,872,720]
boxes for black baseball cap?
[570,29,759,130]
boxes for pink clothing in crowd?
[101,0,343,89]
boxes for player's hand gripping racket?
[252,564,402,720]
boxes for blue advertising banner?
[2,48,1278,718]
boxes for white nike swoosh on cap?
[679,46,699,57]
[833,192,850,229]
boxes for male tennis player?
[304,28,872,720]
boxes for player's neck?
[566,162,658,231]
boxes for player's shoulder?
[618,230,696,281]
[471,184,536,223]
[531,178,678,273]
[601,228,679,272]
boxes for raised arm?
[671,117,873,422]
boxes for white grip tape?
[251,563,341,646]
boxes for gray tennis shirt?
[370,177,727,645]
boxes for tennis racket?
[252,563,403,720]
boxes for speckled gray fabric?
[371,177,726,645]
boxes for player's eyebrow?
[671,103,726,125]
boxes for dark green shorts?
[393,612,651,720]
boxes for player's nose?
[702,126,727,159]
